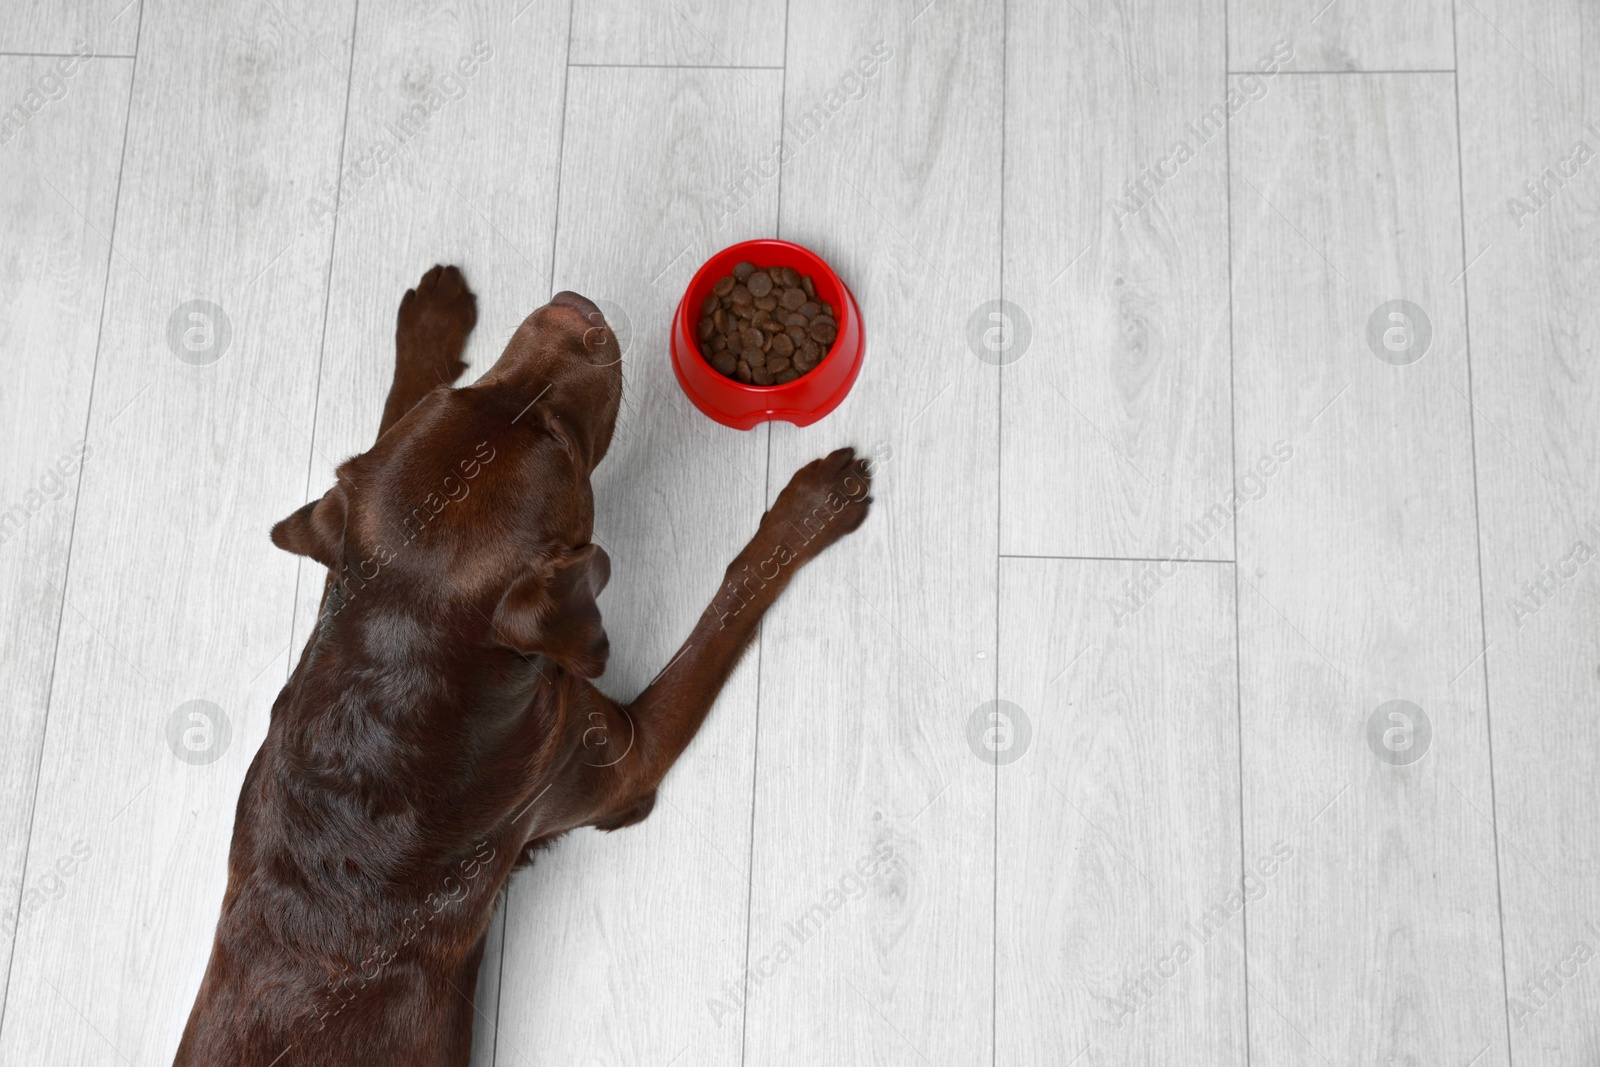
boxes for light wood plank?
[0,53,129,1018]
[0,1,354,1061]
[492,65,780,1067]
[1230,72,1506,1065]
[0,0,138,58]
[1226,0,1451,73]
[282,6,574,1061]
[997,558,1242,1065]
[1456,0,1600,1060]
[744,3,1000,1064]
[1002,0,1234,560]
[570,0,785,67]
[469,904,507,1067]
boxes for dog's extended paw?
[764,446,874,558]
[396,264,477,387]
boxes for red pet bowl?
[671,239,864,430]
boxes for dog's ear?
[270,486,348,569]
[491,544,611,677]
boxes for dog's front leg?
[378,264,477,439]
[573,448,873,826]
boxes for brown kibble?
[696,263,846,385]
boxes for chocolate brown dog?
[173,265,873,1066]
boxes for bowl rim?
[675,238,855,395]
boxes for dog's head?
[271,292,623,678]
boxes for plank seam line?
[1449,2,1515,1059]
[999,553,1236,564]
[1223,3,1253,1063]
[993,4,1008,1067]
[567,62,784,69]
[738,4,787,1063]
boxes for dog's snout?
[550,290,601,321]
[548,290,620,368]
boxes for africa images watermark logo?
[705,841,899,1026]
[0,41,94,148]
[1509,919,1600,1031]
[322,439,497,620]
[1505,520,1599,629]
[306,41,495,226]
[0,839,92,938]
[712,41,894,227]
[1504,121,1600,230]
[167,299,232,365]
[0,440,92,550]
[1104,840,1296,1028]
[1108,39,1293,228]
[166,700,232,766]
[966,299,1032,366]
[1365,299,1431,366]
[708,444,887,630]
[1106,440,1294,627]
[1365,700,1430,767]
[966,700,1032,765]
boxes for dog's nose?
[549,290,602,321]
[550,291,619,366]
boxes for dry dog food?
[696,262,838,385]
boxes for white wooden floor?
[1,1,1596,1065]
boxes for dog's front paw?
[764,447,874,558]
[396,264,477,387]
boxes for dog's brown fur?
[173,266,873,1066]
